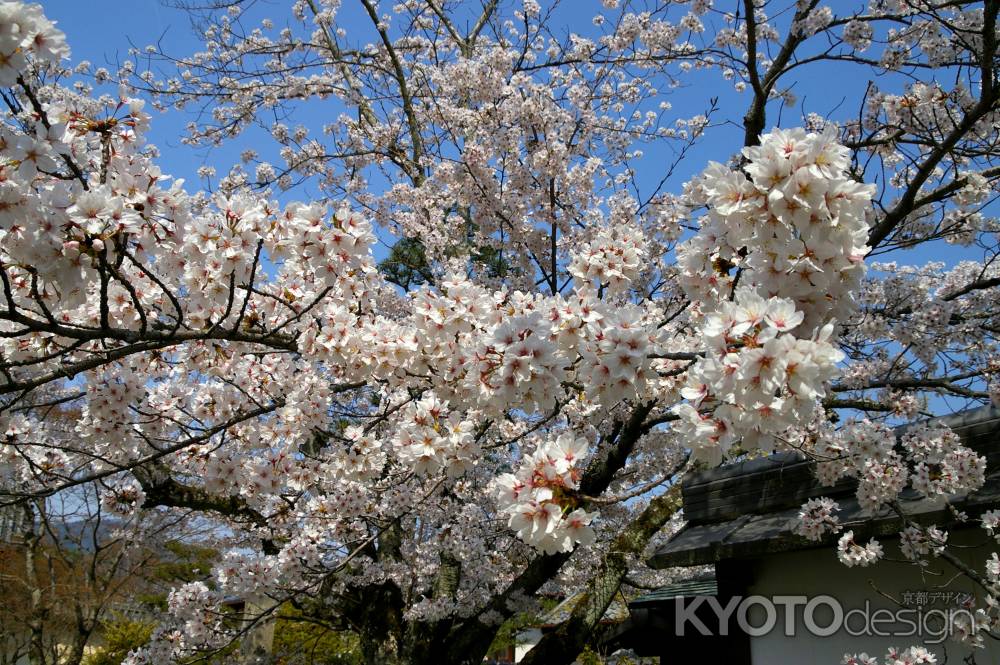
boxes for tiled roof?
[649,406,1000,569]
[629,578,718,606]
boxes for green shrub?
[82,617,154,665]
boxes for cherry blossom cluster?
[795,497,841,541]
[162,581,224,652]
[99,477,146,517]
[670,127,879,464]
[902,424,986,498]
[471,310,569,415]
[678,127,874,333]
[673,289,844,463]
[808,420,985,516]
[836,530,884,568]
[495,433,597,554]
[0,1,68,84]
[392,393,480,477]
[567,225,648,294]
[898,525,947,563]
[578,305,657,407]
[330,425,386,483]
[374,277,666,421]
[983,510,1000,543]
[842,647,938,665]
[798,416,995,658]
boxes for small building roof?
[649,406,1000,569]
[629,577,718,607]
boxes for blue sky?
[43,1,202,176]
[42,0,990,272]
[41,1,860,196]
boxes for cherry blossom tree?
[0,1,998,664]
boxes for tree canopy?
[0,1,999,663]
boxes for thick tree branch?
[440,401,657,664]
[518,475,686,665]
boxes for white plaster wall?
[744,531,999,664]
[515,627,542,663]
